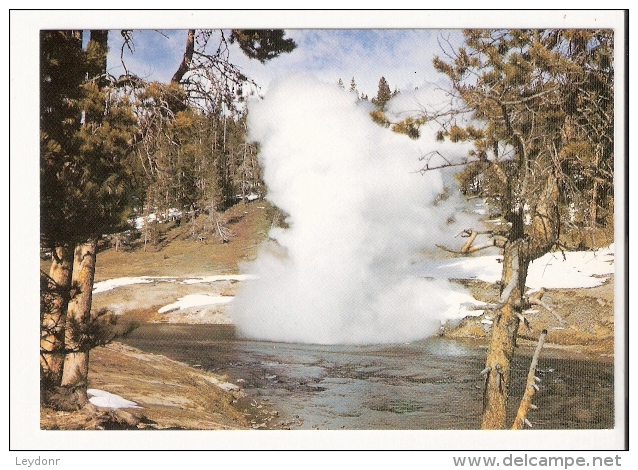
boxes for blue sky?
[105,29,463,100]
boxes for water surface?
[120,324,613,430]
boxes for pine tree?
[41,30,136,396]
[349,77,358,97]
[429,29,615,429]
[230,29,296,63]
[371,76,392,110]
[40,28,296,406]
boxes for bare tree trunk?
[512,329,547,429]
[590,181,599,227]
[481,239,529,429]
[589,149,601,227]
[172,29,195,84]
[40,246,73,388]
[482,173,558,429]
[61,238,98,390]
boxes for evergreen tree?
[40,28,296,407]
[40,30,135,393]
[230,29,296,63]
[371,76,392,110]
[349,77,358,97]
[429,29,615,429]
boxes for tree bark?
[61,238,98,389]
[481,173,558,429]
[481,239,529,429]
[40,246,74,388]
[589,150,601,227]
[512,329,547,429]
[172,29,195,84]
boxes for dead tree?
[512,329,548,429]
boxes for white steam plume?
[231,75,479,345]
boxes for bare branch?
[172,29,195,85]
[437,228,506,255]
[512,329,547,430]
[529,297,566,325]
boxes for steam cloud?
[231,75,478,344]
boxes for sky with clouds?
[105,28,464,101]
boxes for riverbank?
[443,277,615,359]
[40,341,250,430]
[41,275,615,430]
[40,201,617,430]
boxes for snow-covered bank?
[180,274,256,284]
[412,244,614,290]
[92,276,158,294]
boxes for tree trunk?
[590,178,599,227]
[512,329,547,429]
[172,29,195,84]
[40,246,74,388]
[61,238,98,389]
[481,239,529,429]
[482,173,558,429]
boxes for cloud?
[104,28,465,104]
[230,29,463,99]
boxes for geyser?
[231,75,478,344]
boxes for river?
[120,324,614,430]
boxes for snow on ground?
[132,213,157,230]
[413,244,614,290]
[87,389,141,409]
[180,274,257,284]
[157,294,234,313]
[131,208,183,230]
[92,277,158,294]
[439,290,487,322]
[93,274,256,293]
[526,244,614,290]
[93,245,612,324]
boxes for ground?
[40,199,617,429]
[41,342,248,430]
[443,278,615,359]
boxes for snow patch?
[439,290,487,323]
[204,376,240,392]
[93,275,255,294]
[180,274,257,285]
[93,277,158,294]
[526,244,614,289]
[87,389,141,409]
[413,244,614,290]
[158,294,234,314]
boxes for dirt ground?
[40,200,618,429]
[443,278,615,359]
[41,342,249,430]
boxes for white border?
[9,9,629,456]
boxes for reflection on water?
[120,324,613,430]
